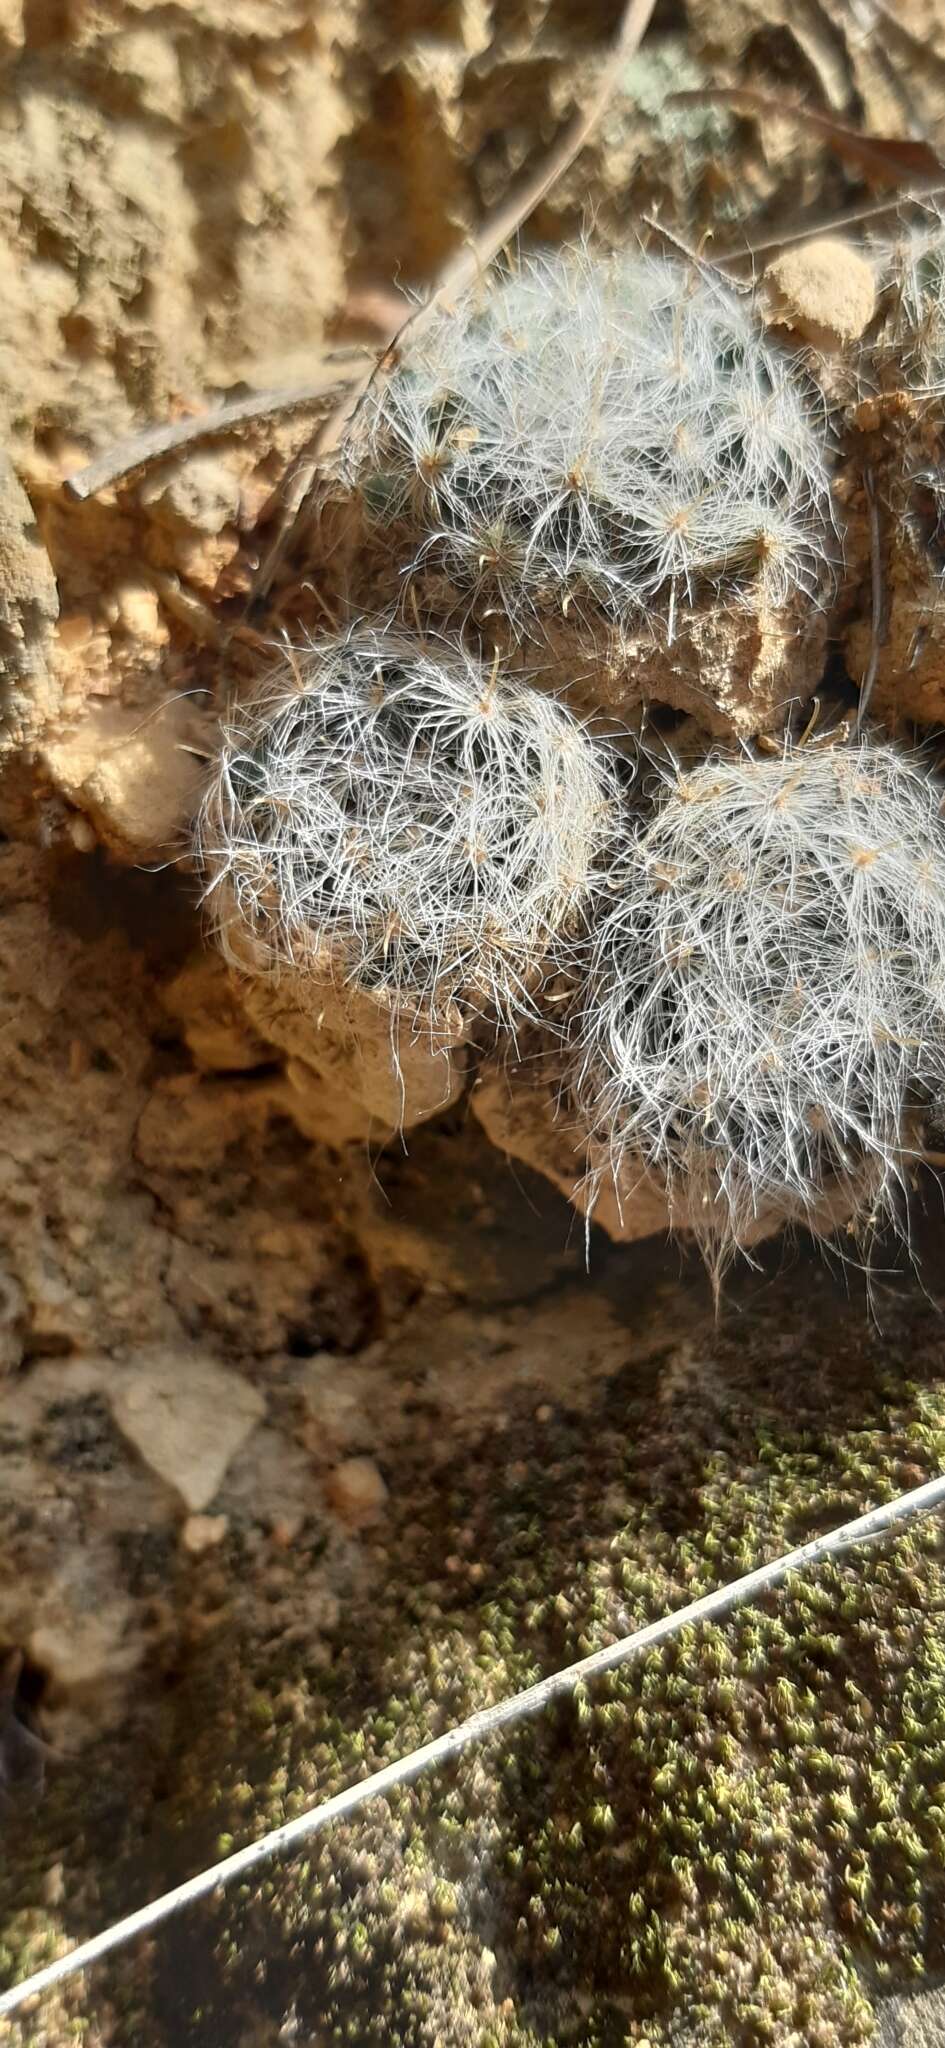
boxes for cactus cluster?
[198,239,945,1277]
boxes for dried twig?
[2,1466,945,2019]
[712,180,945,268]
[64,370,368,503]
[249,0,659,602]
[640,212,752,293]
[856,465,885,734]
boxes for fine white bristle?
[357,244,833,629]
[196,628,623,1031]
[573,736,945,1273]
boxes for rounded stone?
[763,238,876,351]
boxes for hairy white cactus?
[573,736,945,1273]
[197,629,622,1030]
[873,222,945,567]
[879,219,945,386]
[357,245,833,633]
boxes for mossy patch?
[4,1261,945,2044]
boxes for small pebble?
[182,1513,229,1555]
[325,1455,388,1528]
[762,238,876,351]
[67,815,96,853]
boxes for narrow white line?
[3,1468,945,2021]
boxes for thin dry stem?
[249,0,658,600]
[64,371,365,501]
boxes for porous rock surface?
[239,969,469,1144]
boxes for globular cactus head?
[878,219,945,387]
[572,735,945,1276]
[873,221,945,568]
[196,629,622,1031]
[355,244,834,634]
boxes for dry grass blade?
[64,369,368,501]
[712,180,945,269]
[249,0,659,602]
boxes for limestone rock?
[240,970,468,1144]
[40,694,209,859]
[136,450,242,535]
[529,595,828,743]
[763,238,877,352]
[181,1513,229,1554]
[109,1349,265,1511]
[161,954,272,1073]
[472,1061,672,1245]
[325,1455,388,1529]
[29,1601,137,1696]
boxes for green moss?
[5,1270,945,2043]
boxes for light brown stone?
[182,1513,229,1554]
[136,451,241,537]
[113,577,168,646]
[109,1349,265,1512]
[472,1061,672,1245]
[40,695,209,859]
[763,238,877,352]
[240,970,468,1144]
[162,954,272,1073]
[528,594,828,743]
[325,1455,388,1528]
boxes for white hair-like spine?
[572,736,945,1272]
[196,628,624,1032]
[357,244,834,633]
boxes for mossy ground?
[4,1247,945,2045]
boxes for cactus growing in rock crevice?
[195,231,945,1281]
[196,627,624,1033]
[570,734,945,1276]
[355,244,835,638]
